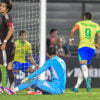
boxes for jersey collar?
[18,39,26,46]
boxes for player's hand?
[35,64,39,69]
[69,40,72,46]
[21,78,28,84]
[1,43,6,50]
[69,38,74,46]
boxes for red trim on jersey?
[7,22,13,28]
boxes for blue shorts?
[13,61,32,72]
[78,47,95,64]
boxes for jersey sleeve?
[75,21,80,29]
[96,25,100,35]
[27,59,52,79]
[26,44,32,54]
[5,14,13,28]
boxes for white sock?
[13,87,19,92]
[81,64,88,81]
[75,70,84,89]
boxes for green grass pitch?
[0,88,100,100]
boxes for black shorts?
[0,43,15,65]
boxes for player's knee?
[7,66,12,70]
[80,60,87,65]
[7,62,13,70]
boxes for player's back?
[76,20,100,49]
[49,56,66,91]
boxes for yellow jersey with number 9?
[76,20,100,49]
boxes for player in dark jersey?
[46,29,58,52]
[0,1,15,89]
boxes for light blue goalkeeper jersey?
[28,56,67,91]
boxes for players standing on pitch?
[69,12,100,92]
[0,1,15,90]
[13,30,39,73]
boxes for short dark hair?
[84,12,92,20]
[48,47,57,56]
[19,30,27,36]
[1,0,12,12]
[50,29,58,34]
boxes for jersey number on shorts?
[85,28,91,39]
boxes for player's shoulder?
[25,40,31,46]
[75,20,83,25]
[91,21,99,27]
[52,56,64,62]
[15,40,19,44]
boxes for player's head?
[0,0,12,13]
[83,12,92,20]
[19,30,28,41]
[47,47,57,58]
[50,29,58,38]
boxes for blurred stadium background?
[1,0,100,100]
[1,0,100,89]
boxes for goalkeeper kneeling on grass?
[1,46,67,95]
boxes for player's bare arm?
[1,27,14,50]
[97,32,100,45]
[28,55,39,69]
[69,25,79,45]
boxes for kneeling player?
[13,30,38,73]
[2,47,67,95]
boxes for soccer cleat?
[6,88,15,95]
[70,88,78,93]
[27,91,42,95]
[86,78,91,92]
[0,86,15,95]
[0,86,11,94]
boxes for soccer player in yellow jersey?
[69,12,100,92]
[13,30,38,73]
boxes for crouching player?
[1,47,67,95]
[13,30,38,73]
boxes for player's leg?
[0,50,3,93]
[0,65,2,86]
[36,81,62,94]
[13,79,62,95]
[78,47,88,81]
[71,70,84,92]
[7,62,14,89]
[75,70,84,89]
[78,47,95,91]
[86,48,95,91]
[0,50,3,86]
[0,50,7,88]
[12,61,21,72]
[6,45,15,89]
[71,47,88,92]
